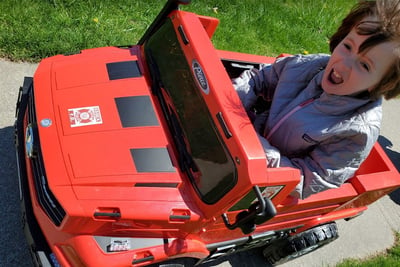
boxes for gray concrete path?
[1,59,399,267]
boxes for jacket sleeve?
[232,57,291,110]
[261,115,380,199]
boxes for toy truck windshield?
[144,18,237,204]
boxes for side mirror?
[222,186,277,234]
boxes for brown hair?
[329,0,400,100]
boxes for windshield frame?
[144,17,237,204]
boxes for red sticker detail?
[68,106,103,127]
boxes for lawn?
[0,0,355,62]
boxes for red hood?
[37,47,182,201]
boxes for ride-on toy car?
[14,0,400,266]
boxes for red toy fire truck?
[14,0,400,266]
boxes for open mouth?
[328,69,343,85]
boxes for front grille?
[27,89,66,226]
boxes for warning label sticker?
[68,106,103,127]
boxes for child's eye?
[343,43,351,50]
[361,62,370,71]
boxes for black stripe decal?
[135,183,178,188]
[131,148,175,173]
[115,96,159,127]
[132,256,154,265]
[93,212,121,218]
[178,25,189,45]
[170,215,191,220]
[106,60,141,80]
[216,112,232,139]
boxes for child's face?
[322,18,397,96]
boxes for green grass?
[0,0,356,62]
[184,0,355,56]
[0,1,164,61]
[3,0,400,266]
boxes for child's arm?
[261,118,380,199]
[232,56,291,111]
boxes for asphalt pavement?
[1,58,400,267]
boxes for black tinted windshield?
[144,19,237,204]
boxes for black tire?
[263,222,338,265]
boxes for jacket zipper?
[265,96,318,140]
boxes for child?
[233,0,400,199]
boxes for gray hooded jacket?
[233,54,382,199]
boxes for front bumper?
[15,77,60,267]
